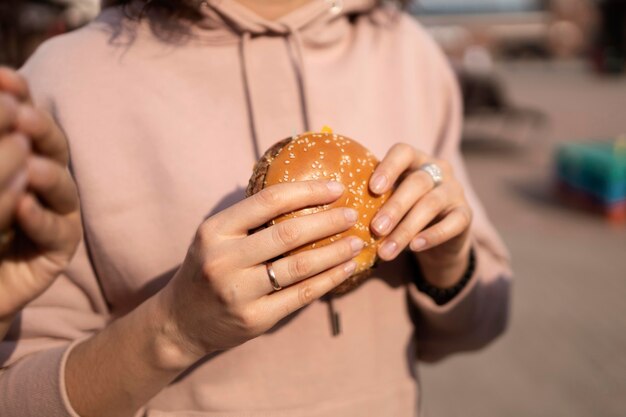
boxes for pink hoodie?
[0,0,511,416]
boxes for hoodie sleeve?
[0,45,110,416]
[406,22,513,363]
[0,241,109,417]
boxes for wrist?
[146,288,205,372]
[413,246,476,305]
[417,243,471,288]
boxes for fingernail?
[372,214,391,234]
[344,208,358,223]
[8,170,27,193]
[411,237,427,252]
[379,240,397,259]
[326,181,344,195]
[370,174,387,194]
[344,261,357,275]
[349,237,364,255]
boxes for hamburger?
[247,127,391,294]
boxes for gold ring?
[265,262,282,291]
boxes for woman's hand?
[0,68,82,322]
[0,92,29,234]
[368,143,473,289]
[158,180,362,361]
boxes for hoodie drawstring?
[283,24,311,133]
[239,31,262,159]
[234,5,341,336]
[239,26,311,160]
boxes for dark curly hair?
[103,0,412,22]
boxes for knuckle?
[304,180,323,196]
[394,225,414,246]
[328,268,345,287]
[273,221,300,247]
[298,285,315,306]
[195,222,216,249]
[326,268,345,288]
[330,209,349,228]
[428,225,446,243]
[437,159,451,171]
[255,187,281,209]
[381,200,402,221]
[457,185,470,202]
[340,239,355,258]
[215,284,238,306]
[424,193,444,213]
[393,142,412,153]
[44,165,62,191]
[280,303,292,318]
[201,250,226,279]
[459,206,473,225]
[290,255,311,278]
[448,181,462,196]
[234,306,262,335]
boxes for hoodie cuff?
[408,255,479,312]
[58,338,88,417]
[0,339,84,417]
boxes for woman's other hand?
[368,143,473,289]
[0,67,82,322]
[157,180,362,363]
[0,91,28,235]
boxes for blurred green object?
[555,137,626,224]
[556,138,626,204]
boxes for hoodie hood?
[190,0,379,160]
[197,0,378,42]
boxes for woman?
[0,0,512,416]
[0,67,81,340]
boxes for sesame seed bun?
[246,130,391,295]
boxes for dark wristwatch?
[413,247,476,306]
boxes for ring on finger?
[419,162,443,187]
[265,261,282,291]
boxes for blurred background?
[1,0,625,416]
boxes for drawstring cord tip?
[326,296,341,336]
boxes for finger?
[209,180,345,235]
[410,206,472,252]
[0,171,28,230]
[378,185,453,261]
[15,193,79,251]
[370,169,435,237]
[0,67,31,103]
[0,132,29,186]
[0,93,19,132]
[250,236,363,297]
[261,260,356,323]
[26,156,79,215]
[16,105,69,164]
[369,143,429,195]
[239,206,358,266]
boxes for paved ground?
[420,61,626,417]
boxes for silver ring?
[265,262,282,291]
[419,163,444,187]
